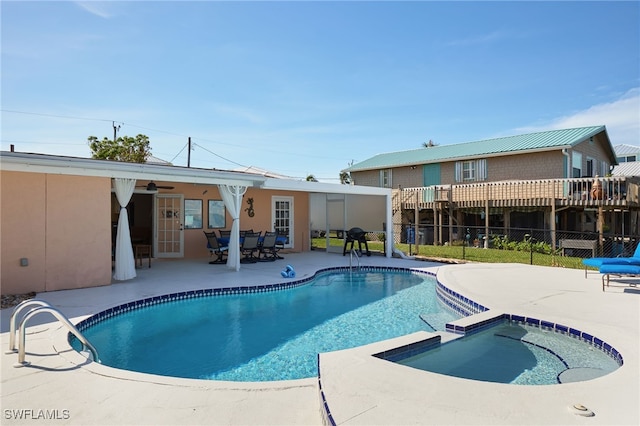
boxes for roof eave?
[346,146,575,172]
[261,177,391,196]
[0,151,266,187]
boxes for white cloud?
[209,103,266,125]
[446,31,508,47]
[517,88,640,146]
[74,1,115,19]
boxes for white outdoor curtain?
[218,184,247,271]
[113,178,137,280]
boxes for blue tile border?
[74,266,624,370]
[430,275,623,367]
[317,355,336,426]
[376,315,623,372]
[435,280,489,319]
[71,266,434,426]
[372,335,442,362]
[503,313,624,366]
[72,266,434,333]
[71,262,624,426]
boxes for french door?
[272,196,293,248]
[155,194,184,258]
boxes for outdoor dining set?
[203,230,286,264]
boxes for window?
[207,200,226,228]
[455,159,487,182]
[184,199,203,229]
[586,157,595,177]
[380,169,392,188]
[462,161,476,181]
[572,152,582,178]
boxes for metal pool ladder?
[349,248,361,271]
[7,299,100,367]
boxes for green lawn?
[311,238,587,270]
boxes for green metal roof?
[344,126,612,172]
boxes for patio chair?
[259,231,279,262]
[204,231,228,264]
[600,263,640,291]
[582,242,640,278]
[274,230,287,259]
[239,229,254,238]
[240,234,260,263]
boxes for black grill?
[343,227,371,256]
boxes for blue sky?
[2,1,639,182]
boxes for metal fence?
[390,223,638,268]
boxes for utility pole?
[187,137,191,167]
[112,121,121,142]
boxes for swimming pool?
[72,268,458,381]
[381,320,622,385]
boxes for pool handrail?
[349,248,361,271]
[9,300,100,366]
[7,299,51,352]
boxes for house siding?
[352,170,384,188]
[477,151,565,182]
[352,151,568,188]
[1,171,112,294]
[351,145,612,188]
[574,137,612,176]
[439,152,565,185]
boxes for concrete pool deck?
[1,252,638,425]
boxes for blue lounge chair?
[582,242,640,278]
[600,264,640,291]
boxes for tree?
[340,171,351,185]
[340,160,353,184]
[88,134,151,163]
[306,174,318,182]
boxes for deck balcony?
[396,176,640,212]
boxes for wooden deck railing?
[399,176,640,210]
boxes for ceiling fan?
[136,181,175,191]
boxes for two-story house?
[613,144,640,178]
[343,126,640,250]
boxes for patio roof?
[0,151,266,187]
[0,151,391,196]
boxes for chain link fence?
[310,225,636,269]
[391,223,638,269]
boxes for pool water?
[74,270,456,381]
[395,321,620,385]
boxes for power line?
[1,109,112,123]
[0,139,86,146]
[192,143,248,168]
[2,108,356,167]
[169,142,189,164]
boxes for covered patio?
[0,151,393,296]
